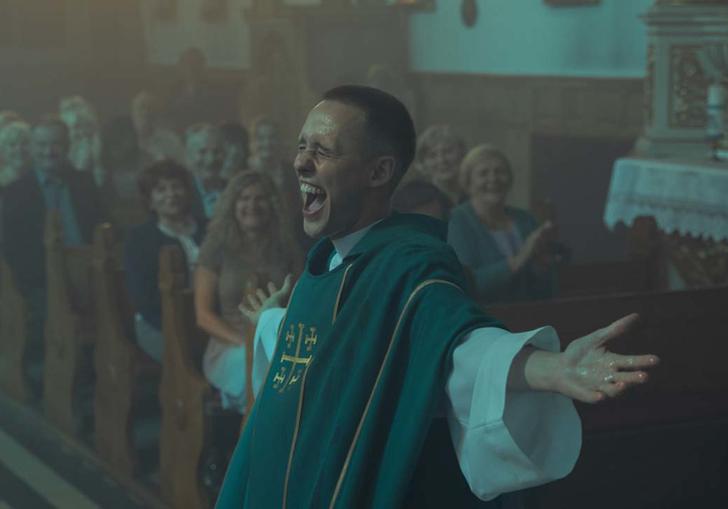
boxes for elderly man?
[2,117,106,370]
[185,123,226,220]
[215,86,658,508]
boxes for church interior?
[0,0,727,507]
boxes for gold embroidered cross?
[274,322,315,392]
[285,325,295,348]
[304,327,318,351]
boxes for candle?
[707,83,726,141]
[708,83,726,107]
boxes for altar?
[605,157,728,287]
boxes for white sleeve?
[251,307,286,398]
[446,326,582,501]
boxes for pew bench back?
[488,285,728,508]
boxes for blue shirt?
[34,169,84,246]
[194,175,222,219]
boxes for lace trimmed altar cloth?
[604,157,728,242]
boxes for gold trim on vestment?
[332,264,353,324]
[328,279,463,508]
[247,278,301,497]
[282,362,310,508]
[280,265,350,506]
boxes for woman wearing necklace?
[448,144,557,304]
[123,159,205,362]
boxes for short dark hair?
[137,159,194,212]
[391,179,453,217]
[321,85,416,184]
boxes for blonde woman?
[0,120,31,188]
[0,120,31,248]
[415,124,467,205]
[448,144,556,304]
[194,171,302,413]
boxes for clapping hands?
[509,220,555,272]
[239,274,293,326]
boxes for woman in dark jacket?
[123,159,205,361]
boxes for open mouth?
[300,182,327,216]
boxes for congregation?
[0,84,564,410]
[3,1,728,507]
[0,81,575,504]
[2,72,727,509]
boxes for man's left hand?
[556,313,659,403]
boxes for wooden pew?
[159,244,215,509]
[557,258,654,298]
[489,285,728,428]
[43,210,96,436]
[109,198,149,233]
[0,257,31,402]
[92,222,161,479]
[488,285,728,508]
[159,244,255,509]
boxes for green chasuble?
[216,213,504,509]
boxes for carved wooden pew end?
[42,210,97,436]
[92,223,163,481]
[159,245,218,509]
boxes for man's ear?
[368,155,397,189]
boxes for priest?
[215,85,658,508]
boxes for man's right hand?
[239,274,293,326]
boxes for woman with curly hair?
[124,159,204,361]
[194,171,302,413]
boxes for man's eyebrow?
[298,135,323,147]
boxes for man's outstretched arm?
[509,313,659,402]
[444,308,659,500]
